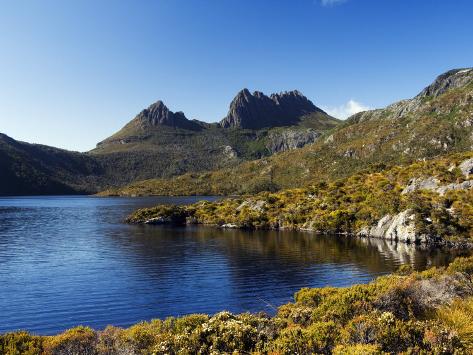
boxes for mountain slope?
[0,134,103,195]
[102,68,473,196]
[0,89,338,195]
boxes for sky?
[0,0,472,152]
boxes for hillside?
[126,152,473,245]
[103,68,473,196]
[0,134,103,195]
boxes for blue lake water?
[0,196,462,335]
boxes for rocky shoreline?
[126,209,473,250]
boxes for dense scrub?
[126,152,473,243]
[2,256,473,354]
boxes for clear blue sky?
[0,0,472,152]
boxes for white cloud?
[320,0,347,6]
[324,99,371,119]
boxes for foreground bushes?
[2,256,473,354]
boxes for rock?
[417,68,473,99]
[401,175,473,196]
[402,177,440,194]
[266,129,320,153]
[186,216,198,224]
[144,216,173,225]
[359,210,427,243]
[436,180,473,195]
[221,223,239,229]
[459,157,473,177]
[324,134,334,144]
[346,68,473,122]
[222,145,238,159]
[219,89,325,129]
[237,200,267,212]
[343,149,356,158]
[133,100,203,131]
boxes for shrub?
[43,326,97,355]
[332,343,384,354]
[0,332,43,355]
[437,298,473,350]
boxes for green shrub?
[0,332,43,355]
[43,326,97,355]
[333,343,385,354]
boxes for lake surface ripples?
[0,196,462,334]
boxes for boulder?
[459,157,473,177]
[359,210,427,243]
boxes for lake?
[0,196,462,335]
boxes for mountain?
[219,89,324,129]
[102,68,473,196]
[0,134,102,195]
[94,89,335,153]
[89,90,338,184]
[0,89,338,195]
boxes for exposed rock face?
[266,129,321,154]
[401,173,473,196]
[459,157,473,177]
[133,100,203,131]
[237,200,267,213]
[358,210,427,243]
[417,68,473,99]
[402,177,440,195]
[221,145,238,159]
[436,180,473,195]
[220,89,324,129]
[348,68,473,123]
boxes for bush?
[333,343,384,354]
[437,298,473,350]
[43,326,97,355]
[0,332,43,355]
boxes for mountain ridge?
[101,67,473,196]
[0,88,339,195]
[219,89,324,129]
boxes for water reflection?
[0,196,464,335]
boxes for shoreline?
[131,219,473,250]
[2,256,473,353]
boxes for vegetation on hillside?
[2,256,473,354]
[103,74,473,197]
[126,152,473,244]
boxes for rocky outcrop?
[402,177,440,195]
[348,68,473,123]
[436,180,473,195]
[417,68,473,99]
[132,100,203,131]
[220,89,325,129]
[266,129,321,153]
[358,210,428,244]
[459,157,473,177]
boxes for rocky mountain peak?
[133,100,201,131]
[220,89,323,129]
[417,68,473,99]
